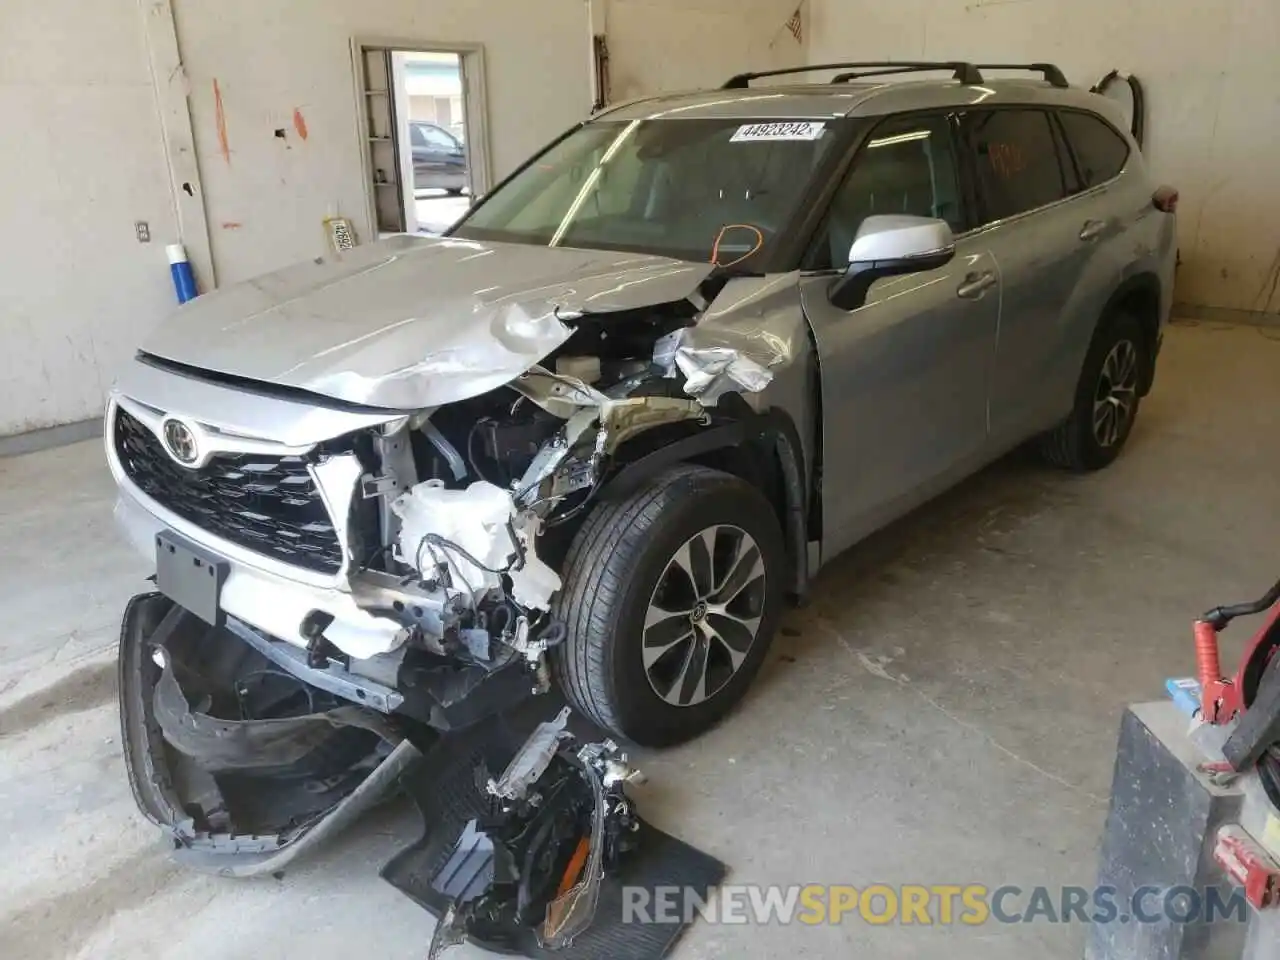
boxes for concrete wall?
[605,0,807,100]
[0,0,179,435]
[173,0,592,286]
[806,0,1280,317]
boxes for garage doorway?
[354,41,492,237]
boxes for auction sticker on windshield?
[731,121,826,142]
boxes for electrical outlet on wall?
[135,221,151,243]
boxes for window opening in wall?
[400,51,471,235]
[359,44,484,238]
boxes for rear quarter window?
[1058,111,1130,189]
[968,109,1069,223]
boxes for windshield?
[452,118,844,266]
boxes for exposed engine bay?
[350,349,715,697]
[348,280,765,686]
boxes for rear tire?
[1039,312,1146,471]
[552,465,785,747]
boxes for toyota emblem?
[161,418,200,467]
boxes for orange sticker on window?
[988,141,1028,180]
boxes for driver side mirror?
[829,215,957,311]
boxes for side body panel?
[801,238,1000,557]
[965,109,1174,447]
[977,182,1122,445]
[802,98,1177,574]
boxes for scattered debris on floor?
[424,708,644,957]
[120,593,723,956]
[383,705,727,960]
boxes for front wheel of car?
[1039,312,1146,471]
[552,464,785,747]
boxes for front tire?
[1039,312,1146,471]
[552,465,785,747]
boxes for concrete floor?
[3,320,1279,959]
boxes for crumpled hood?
[141,235,714,410]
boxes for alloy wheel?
[642,524,767,707]
[1093,339,1139,448]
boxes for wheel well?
[687,431,807,599]
[689,443,785,527]
[1105,274,1161,393]
[534,406,811,600]
[581,411,809,599]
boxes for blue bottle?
[167,244,198,303]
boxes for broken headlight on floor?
[425,708,644,957]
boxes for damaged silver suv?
[108,62,1176,862]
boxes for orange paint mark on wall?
[213,79,231,165]
[293,108,309,141]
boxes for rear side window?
[968,110,1068,223]
[1058,111,1130,189]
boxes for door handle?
[1079,219,1108,242]
[957,270,997,300]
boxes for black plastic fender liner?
[1094,271,1164,396]
[600,405,811,597]
[118,593,419,876]
[768,411,812,598]
[599,422,749,500]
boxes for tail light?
[1153,186,1179,213]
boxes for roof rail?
[971,62,1069,88]
[722,61,985,90]
[831,66,941,83]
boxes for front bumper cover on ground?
[118,592,417,876]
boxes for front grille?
[114,407,344,573]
